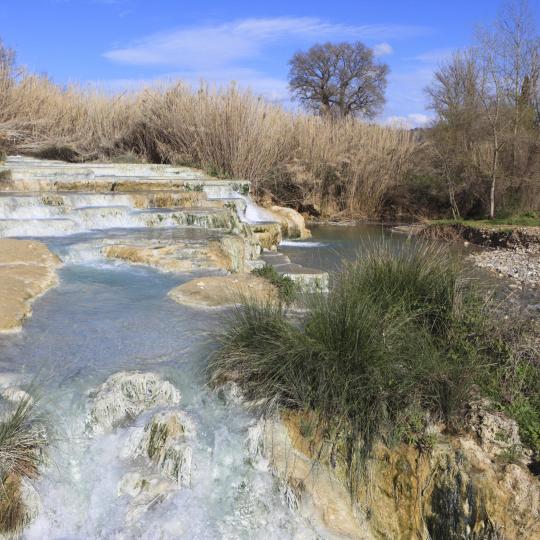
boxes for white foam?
[280,240,327,248]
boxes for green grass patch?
[211,241,540,496]
[429,212,540,228]
[251,264,298,304]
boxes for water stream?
[0,253,318,539]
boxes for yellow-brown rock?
[103,245,195,273]
[267,206,311,239]
[168,275,277,308]
[103,234,255,274]
[259,411,540,540]
[0,239,60,332]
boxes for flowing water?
[0,242,319,539]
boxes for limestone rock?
[104,234,258,275]
[168,275,278,309]
[118,410,195,524]
[132,410,194,486]
[86,372,181,433]
[248,222,282,250]
[267,206,311,240]
[259,410,540,540]
[0,240,61,332]
[467,401,531,462]
[0,387,34,406]
[118,471,175,523]
[257,417,372,540]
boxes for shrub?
[211,241,538,495]
[0,395,48,535]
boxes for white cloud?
[412,47,455,65]
[373,42,393,57]
[103,17,430,68]
[384,113,432,129]
[89,68,290,104]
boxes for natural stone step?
[260,250,329,292]
[0,156,251,196]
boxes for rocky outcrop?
[168,275,278,309]
[129,410,194,485]
[251,409,540,540]
[266,206,311,240]
[0,239,61,332]
[118,410,196,522]
[104,234,260,274]
[86,371,181,433]
[248,222,282,250]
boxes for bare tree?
[426,0,540,219]
[426,51,484,218]
[288,42,388,119]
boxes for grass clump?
[251,265,298,304]
[211,241,539,495]
[429,213,540,228]
[0,395,48,535]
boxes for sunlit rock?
[132,410,195,486]
[257,409,540,540]
[86,371,181,433]
[0,240,61,333]
[266,206,311,240]
[467,400,532,463]
[118,471,175,523]
[0,387,34,406]
[168,275,278,309]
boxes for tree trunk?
[489,134,498,219]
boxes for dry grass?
[0,40,417,218]
[0,396,48,535]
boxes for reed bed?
[0,42,416,218]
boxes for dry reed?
[0,42,417,217]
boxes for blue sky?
[2,0,539,126]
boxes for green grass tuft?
[251,264,298,304]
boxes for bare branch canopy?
[288,41,389,119]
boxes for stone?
[267,206,311,240]
[467,400,531,462]
[132,410,195,486]
[470,247,540,288]
[257,416,372,540]
[0,240,61,332]
[0,387,33,406]
[118,471,175,523]
[168,275,278,309]
[86,371,181,433]
[254,408,540,540]
[104,234,258,275]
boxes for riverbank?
[0,239,60,332]
[392,221,540,289]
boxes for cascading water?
[0,158,323,539]
[0,264,315,539]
